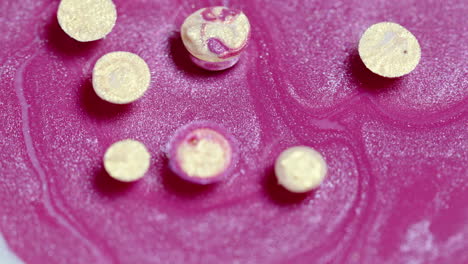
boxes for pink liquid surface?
[0,0,466,263]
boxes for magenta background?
[0,0,467,263]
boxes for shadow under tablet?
[79,79,133,120]
[168,33,234,78]
[45,15,100,57]
[93,166,136,197]
[262,166,314,206]
[348,50,401,93]
[160,156,216,198]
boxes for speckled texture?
[57,0,117,42]
[93,51,151,104]
[168,121,237,184]
[358,22,421,78]
[180,6,250,71]
[0,0,466,264]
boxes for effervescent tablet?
[57,0,117,42]
[92,51,150,104]
[275,146,327,193]
[358,22,421,78]
[168,122,236,184]
[181,6,251,71]
[104,139,151,182]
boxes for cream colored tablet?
[177,129,232,179]
[275,146,327,193]
[92,51,151,104]
[104,139,151,182]
[358,22,421,78]
[181,6,251,63]
[57,0,117,42]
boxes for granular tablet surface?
[181,6,251,70]
[275,146,327,193]
[358,22,421,78]
[92,51,151,104]
[176,128,232,179]
[168,123,236,184]
[57,0,117,42]
[103,139,151,182]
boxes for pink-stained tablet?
[167,122,237,184]
[180,6,251,71]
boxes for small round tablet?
[104,139,151,182]
[168,123,236,184]
[358,22,421,78]
[92,51,151,104]
[275,146,327,193]
[181,6,251,71]
[57,0,117,42]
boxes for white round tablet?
[181,6,251,64]
[275,146,327,193]
[176,128,232,180]
[92,51,151,104]
[103,139,151,182]
[358,22,421,78]
[57,0,117,42]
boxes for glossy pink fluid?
[0,0,466,264]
